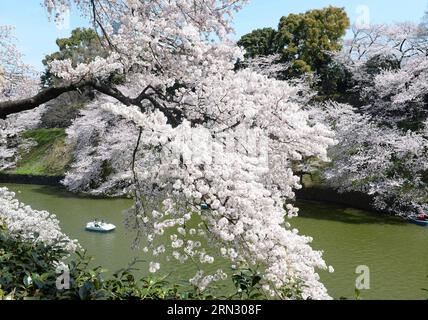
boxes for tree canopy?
[237,27,278,58]
[238,7,350,78]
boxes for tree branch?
[0,80,185,128]
[0,84,81,119]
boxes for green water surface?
[4,183,428,300]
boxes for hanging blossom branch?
[2,0,337,300]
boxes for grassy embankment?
[4,128,72,176]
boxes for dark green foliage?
[315,60,355,103]
[0,225,186,300]
[238,7,350,80]
[231,268,264,299]
[237,7,350,98]
[275,6,350,77]
[230,268,305,300]
[237,28,278,58]
[422,170,428,184]
[0,223,70,299]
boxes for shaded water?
[4,183,428,299]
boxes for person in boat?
[94,219,100,227]
[416,209,428,221]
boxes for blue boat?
[408,216,428,227]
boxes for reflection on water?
[4,184,428,300]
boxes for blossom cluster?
[337,22,427,68]
[0,187,78,251]
[320,21,428,216]
[101,70,335,299]
[0,25,38,102]
[319,103,428,216]
[62,99,140,196]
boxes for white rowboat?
[85,221,116,233]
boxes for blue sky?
[1,0,427,70]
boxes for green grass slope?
[7,128,72,176]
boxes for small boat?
[85,221,116,233]
[408,216,428,227]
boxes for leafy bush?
[1,223,303,300]
[0,222,70,300]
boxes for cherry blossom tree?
[366,54,428,128]
[238,54,290,79]
[0,25,43,170]
[334,22,428,128]
[62,98,140,196]
[310,21,428,219]
[0,25,38,103]
[319,103,428,216]
[0,187,78,251]
[338,23,428,68]
[0,0,338,299]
